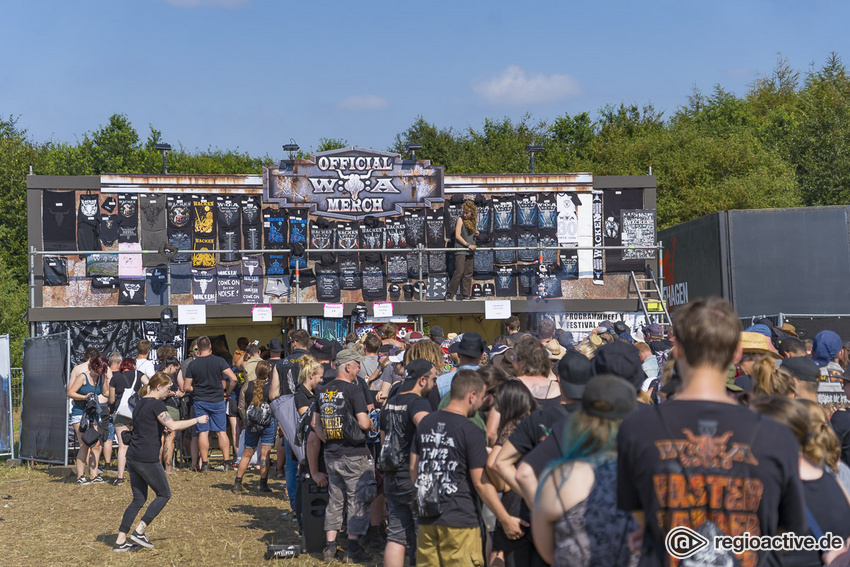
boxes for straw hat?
[778,323,798,337]
[740,332,781,359]
[545,339,567,360]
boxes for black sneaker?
[112,478,124,486]
[199,462,210,473]
[90,475,106,484]
[344,545,372,563]
[323,543,337,562]
[129,530,154,549]
[112,541,140,552]
[75,476,90,485]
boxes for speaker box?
[301,476,329,553]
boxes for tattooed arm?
[156,411,208,432]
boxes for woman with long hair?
[487,380,539,567]
[156,356,183,475]
[68,354,112,485]
[751,355,796,397]
[113,372,207,552]
[531,375,639,566]
[751,395,850,566]
[233,360,277,493]
[108,358,147,485]
[446,199,478,301]
[512,336,561,408]
[296,355,323,415]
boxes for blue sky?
[1,0,847,160]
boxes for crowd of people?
[69,304,850,565]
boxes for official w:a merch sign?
[263,147,444,222]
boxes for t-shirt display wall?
[38,188,649,308]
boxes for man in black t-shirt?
[411,370,525,566]
[183,336,237,472]
[312,348,375,563]
[618,298,806,567]
[379,359,436,567]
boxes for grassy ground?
[0,461,383,566]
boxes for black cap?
[101,196,117,212]
[556,350,593,399]
[592,341,645,389]
[267,338,284,352]
[781,356,820,383]
[378,344,393,355]
[429,326,444,339]
[388,284,401,300]
[290,242,305,257]
[582,375,637,420]
[405,359,434,381]
[448,332,486,359]
[310,338,338,360]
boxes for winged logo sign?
[264,147,444,221]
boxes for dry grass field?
[0,460,384,566]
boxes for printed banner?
[592,191,604,285]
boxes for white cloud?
[471,65,581,105]
[337,94,390,112]
[165,0,250,8]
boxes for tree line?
[1,53,849,361]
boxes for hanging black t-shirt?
[186,355,230,403]
[339,254,361,290]
[263,207,287,250]
[216,264,242,304]
[192,198,216,236]
[516,195,538,228]
[426,274,449,301]
[145,267,168,306]
[426,211,446,274]
[288,208,308,269]
[617,400,807,567]
[315,260,341,303]
[404,208,427,248]
[99,214,119,247]
[517,227,538,263]
[77,194,101,258]
[43,190,77,251]
[191,267,217,304]
[494,231,517,265]
[443,201,462,243]
[537,194,557,231]
[360,225,385,251]
[476,198,493,244]
[386,253,408,284]
[192,236,216,268]
[117,194,140,244]
[216,196,241,229]
[559,250,579,280]
[473,248,495,278]
[361,256,387,301]
[518,264,536,297]
[140,194,167,267]
[242,224,262,253]
[492,196,515,232]
[118,278,146,305]
[127,397,167,463]
[412,410,488,528]
[167,195,192,262]
[168,229,192,264]
[43,256,68,286]
[264,253,288,277]
[538,230,559,265]
[408,250,428,280]
[380,390,431,475]
[494,265,517,297]
[170,262,192,294]
[240,195,262,227]
[385,220,407,249]
[315,379,370,460]
[218,227,241,263]
[241,255,263,303]
[309,223,336,260]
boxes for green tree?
[390,116,461,172]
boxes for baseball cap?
[556,350,593,399]
[429,326,444,339]
[335,348,364,367]
[408,331,425,343]
[310,338,338,360]
[592,341,645,389]
[405,359,434,381]
[389,349,405,363]
[781,356,820,383]
[581,375,637,420]
[643,323,664,338]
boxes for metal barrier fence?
[11,367,22,412]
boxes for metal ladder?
[630,267,672,329]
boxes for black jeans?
[119,459,172,533]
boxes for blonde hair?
[404,339,444,370]
[298,355,324,385]
[799,399,842,472]
[751,356,795,397]
[576,341,597,360]
[139,372,172,397]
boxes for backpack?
[377,409,403,472]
